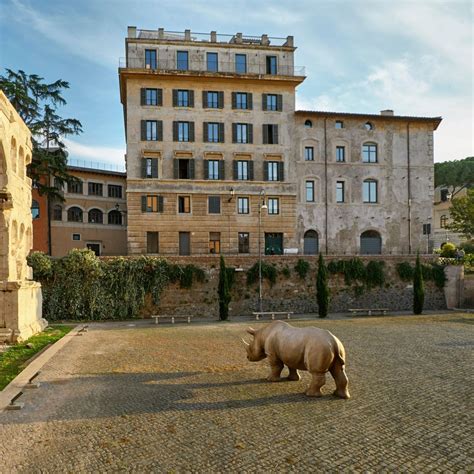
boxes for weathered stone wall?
[139,255,447,318]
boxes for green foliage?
[27,251,53,279]
[246,262,277,286]
[343,258,367,285]
[396,262,414,281]
[434,157,474,194]
[430,264,447,289]
[440,242,457,258]
[218,256,231,321]
[316,254,329,318]
[413,254,425,315]
[397,260,446,289]
[459,240,474,254]
[294,259,310,279]
[226,267,236,289]
[365,261,385,288]
[327,260,345,274]
[327,258,385,289]
[281,266,291,278]
[447,189,474,238]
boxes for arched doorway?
[360,230,382,255]
[304,230,319,255]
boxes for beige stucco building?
[119,27,441,256]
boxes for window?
[175,159,194,179]
[88,208,103,224]
[206,91,219,108]
[239,232,250,253]
[306,181,315,202]
[235,123,249,143]
[208,160,220,180]
[108,210,122,225]
[238,197,249,214]
[68,180,83,194]
[335,120,344,129]
[53,205,62,221]
[304,119,312,128]
[336,181,345,203]
[363,180,378,203]
[266,94,277,111]
[146,120,157,141]
[304,230,319,255]
[266,56,277,74]
[360,230,381,255]
[177,90,190,107]
[88,182,103,196]
[235,92,249,110]
[108,185,122,199]
[207,52,218,72]
[31,200,40,219]
[142,157,158,178]
[263,124,278,144]
[207,123,220,143]
[72,233,81,241]
[267,161,280,181]
[305,147,314,161]
[208,196,221,214]
[237,160,249,180]
[145,49,157,69]
[235,54,247,73]
[336,146,346,162]
[142,195,163,213]
[177,51,188,70]
[440,215,448,228]
[440,189,449,202]
[268,198,279,215]
[209,232,221,254]
[68,207,83,222]
[178,122,189,142]
[362,143,378,163]
[145,88,158,106]
[178,196,191,213]
[365,122,374,131]
[147,232,159,254]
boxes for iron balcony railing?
[119,57,305,77]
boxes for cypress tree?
[413,253,425,315]
[218,255,231,320]
[316,253,330,318]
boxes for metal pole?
[258,194,262,313]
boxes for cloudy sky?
[1,0,472,169]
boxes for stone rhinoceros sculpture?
[242,321,350,398]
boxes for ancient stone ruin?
[0,90,47,342]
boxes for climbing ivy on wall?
[396,261,446,288]
[327,258,385,288]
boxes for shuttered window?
[146,232,159,254]
[174,159,195,179]
[238,233,249,253]
[267,198,279,215]
[141,195,164,213]
[238,197,249,214]
[262,124,279,144]
[203,91,223,109]
[141,88,162,106]
[204,123,224,143]
[178,196,191,213]
[141,120,163,141]
[208,196,221,214]
[173,121,194,142]
[173,89,194,107]
[233,123,252,144]
[141,158,158,178]
[209,232,221,254]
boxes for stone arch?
[360,229,382,255]
[18,146,25,179]
[67,206,83,222]
[304,229,319,255]
[10,136,17,173]
[108,209,122,225]
[88,208,104,224]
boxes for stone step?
[0,328,14,343]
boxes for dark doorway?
[304,230,319,255]
[179,232,191,255]
[86,243,101,256]
[265,233,283,255]
[360,230,382,255]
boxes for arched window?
[363,179,378,203]
[31,200,40,219]
[108,210,122,225]
[88,208,103,224]
[10,137,17,173]
[360,230,382,255]
[304,119,313,128]
[53,205,62,221]
[440,215,448,228]
[304,230,319,255]
[67,207,83,222]
[364,122,374,131]
[362,142,377,163]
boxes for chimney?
[380,109,394,116]
[127,26,137,38]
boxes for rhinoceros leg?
[330,360,350,399]
[267,358,284,382]
[306,372,326,397]
[287,368,300,381]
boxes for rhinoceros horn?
[247,327,256,336]
[241,338,250,346]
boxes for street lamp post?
[258,189,267,313]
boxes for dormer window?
[304,120,312,128]
[335,120,344,129]
[364,122,374,131]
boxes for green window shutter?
[172,89,178,107]
[248,124,253,144]
[141,196,147,212]
[157,121,163,141]
[231,92,237,109]
[157,89,163,106]
[273,124,279,144]
[203,160,209,179]
[172,121,178,141]
[203,122,208,142]
[158,196,164,213]
[219,160,225,180]
[263,162,269,181]
[278,162,284,181]
[141,158,147,178]
[233,160,238,180]
[248,93,253,110]
[189,122,195,142]
[202,91,208,108]
[262,124,269,144]
[277,94,283,111]
[218,91,224,108]
[173,160,179,179]
[189,90,194,107]
[232,123,237,143]
[141,120,147,141]
[189,159,195,179]
[218,123,224,143]
[249,161,254,180]
[141,88,146,106]
[262,94,267,111]
[151,158,158,178]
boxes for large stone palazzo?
[0,91,46,342]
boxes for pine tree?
[218,255,231,320]
[316,253,329,318]
[413,253,425,315]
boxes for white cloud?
[64,138,125,169]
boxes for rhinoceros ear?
[247,327,256,336]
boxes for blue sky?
[1,0,472,169]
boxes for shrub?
[343,258,366,285]
[281,266,291,278]
[295,259,310,279]
[316,253,329,318]
[246,262,277,286]
[218,256,231,321]
[440,242,456,258]
[459,240,474,255]
[327,260,345,274]
[396,262,414,281]
[365,261,385,288]
[27,251,53,279]
[413,253,425,314]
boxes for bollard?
[24,371,40,389]
[6,391,24,410]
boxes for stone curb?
[0,324,83,412]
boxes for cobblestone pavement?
[1,313,473,472]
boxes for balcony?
[119,57,305,77]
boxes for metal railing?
[119,57,305,77]
[68,158,125,173]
